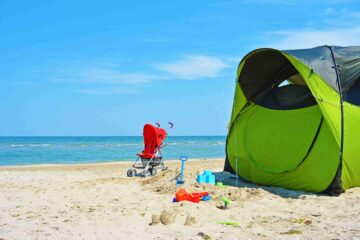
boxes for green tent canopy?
[224,46,360,193]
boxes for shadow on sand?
[213,171,324,199]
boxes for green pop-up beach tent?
[224,46,360,193]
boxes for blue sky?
[1,0,359,136]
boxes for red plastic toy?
[175,188,209,203]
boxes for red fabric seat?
[137,124,167,159]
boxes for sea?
[0,136,226,166]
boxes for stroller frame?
[127,122,172,177]
[132,145,167,174]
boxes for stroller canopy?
[225,46,360,192]
[139,124,166,158]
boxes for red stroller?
[127,122,173,177]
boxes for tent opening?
[238,50,316,110]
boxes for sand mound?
[140,161,264,202]
[150,214,160,225]
[184,215,196,226]
[160,210,176,225]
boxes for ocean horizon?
[0,136,226,166]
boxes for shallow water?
[0,136,226,166]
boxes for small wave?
[10,144,25,147]
[69,143,97,147]
[30,144,51,147]
[115,143,142,147]
[69,143,140,147]
[210,141,225,146]
[10,144,51,148]
[100,143,142,147]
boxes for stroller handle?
[154,122,173,129]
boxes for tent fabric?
[238,105,323,173]
[227,113,340,192]
[330,46,360,92]
[285,46,360,93]
[284,46,338,91]
[225,46,360,193]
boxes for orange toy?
[175,188,208,203]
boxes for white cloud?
[260,5,360,50]
[225,57,242,63]
[155,55,228,80]
[78,67,158,85]
[51,54,231,95]
[77,87,138,95]
[265,27,360,49]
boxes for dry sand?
[0,159,359,240]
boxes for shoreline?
[0,157,224,170]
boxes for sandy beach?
[0,159,359,240]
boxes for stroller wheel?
[127,168,137,177]
[143,170,151,178]
[150,167,157,176]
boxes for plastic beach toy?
[202,195,212,201]
[176,156,187,186]
[196,170,215,184]
[175,188,208,203]
[216,182,223,187]
[221,197,231,209]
